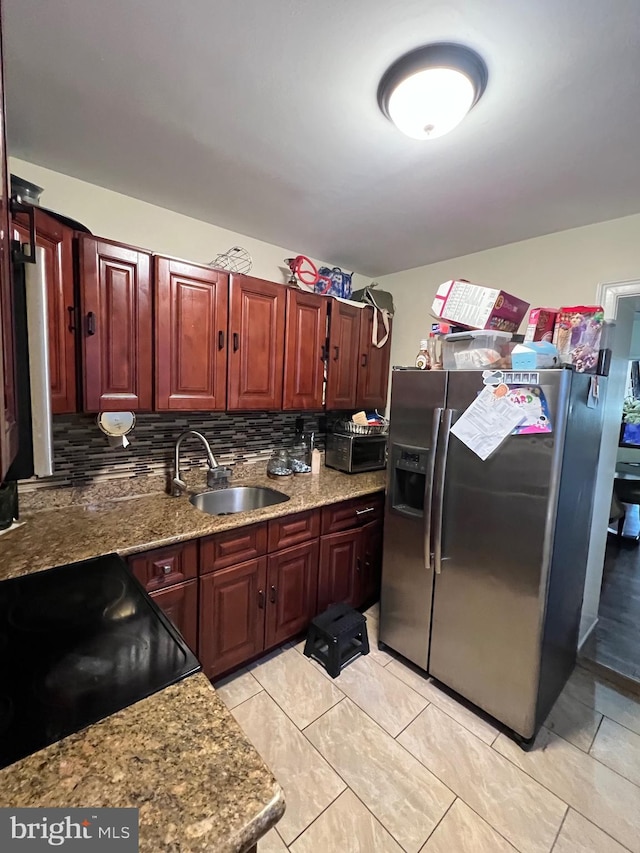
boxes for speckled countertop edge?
[0,674,285,853]
[0,467,386,582]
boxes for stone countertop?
[0,466,386,582]
[0,673,285,853]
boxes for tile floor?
[214,604,640,853]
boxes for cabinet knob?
[161,564,172,575]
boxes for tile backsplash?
[20,411,331,492]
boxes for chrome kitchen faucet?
[172,430,231,496]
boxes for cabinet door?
[80,235,152,412]
[318,529,360,613]
[283,288,327,410]
[13,209,77,414]
[356,307,392,411]
[228,274,285,410]
[325,299,361,410]
[0,11,17,481]
[199,557,267,678]
[265,540,319,648]
[150,579,198,654]
[355,520,383,609]
[155,257,228,410]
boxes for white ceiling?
[5,0,640,276]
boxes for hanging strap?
[371,306,390,348]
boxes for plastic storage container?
[442,331,514,370]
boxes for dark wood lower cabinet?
[265,541,319,648]
[318,529,360,613]
[357,520,383,608]
[133,497,383,681]
[199,558,267,679]
[150,579,198,654]
[318,519,383,613]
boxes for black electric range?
[0,553,200,770]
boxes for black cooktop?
[0,553,200,770]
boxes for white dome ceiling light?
[378,43,488,140]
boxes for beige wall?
[378,214,640,369]
[10,158,369,288]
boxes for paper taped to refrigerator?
[451,385,526,460]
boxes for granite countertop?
[0,466,386,582]
[0,673,285,853]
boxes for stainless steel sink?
[189,486,290,516]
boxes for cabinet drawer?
[200,522,268,574]
[321,494,384,535]
[129,540,198,592]
[268,509,320,552]
[150,579,198,654]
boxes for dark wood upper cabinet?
[0,8,17,481]
[265,540,319,648]
[325,299,361,410]
[356,306,392,412]
[199,557,267,679]
[283,288,327,410]
[13,209,77,414]
[79,236,152,412]
[227,274,285,411]
[155,257,228,411]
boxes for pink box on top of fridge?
[432,280,530,334]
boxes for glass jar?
[290,444,312,475]
[267,449,293,478]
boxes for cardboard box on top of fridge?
[524,308,558,343]
[432,280,530,334]
[511,341,560,370]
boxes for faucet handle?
[207,466,232,488]
[172,476,187,497]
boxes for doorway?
[580,284,640,690]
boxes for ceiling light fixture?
[378,43,488,140]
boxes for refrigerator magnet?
[506,386,553,434]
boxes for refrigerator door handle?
[433,408,453,574]
[25,246,54,477]
[423,407,443,570]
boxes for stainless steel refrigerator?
[379,367,604,743]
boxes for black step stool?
[303,603,369,678]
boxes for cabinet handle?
[67,306,76,332]
[218,330,225,350]
[356,557,361,573]
[86,311,97,336]
[233,332,239,352]
[333,345,340,361]
[258,589,265,609]
[355,507,375,516]
[361,353,368,367]
[270,585,277,603]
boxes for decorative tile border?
[20,411,333,492]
